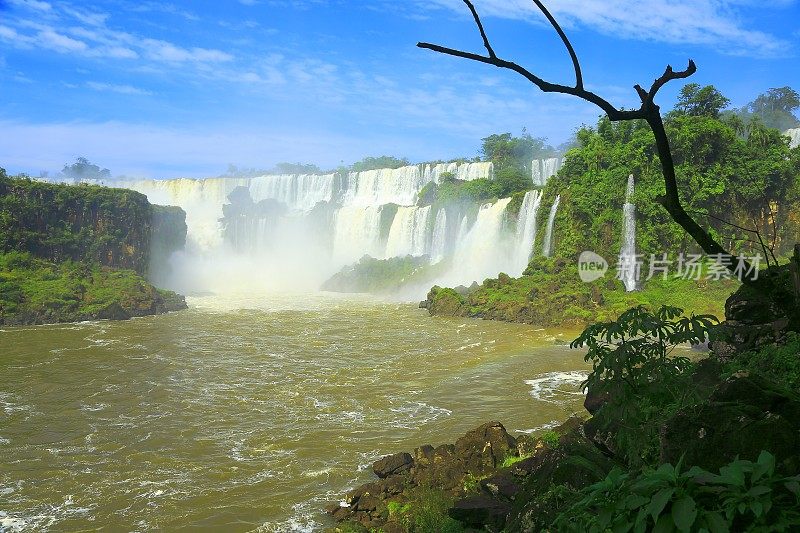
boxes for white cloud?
[86,81,152,95]
[423,0,792,57]
[140,38,234,63]
[11,0,51,11]
[37,28,88,52]
[0,4,233,66]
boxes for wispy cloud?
[0,1,234,66]
[421,0,793,57]
[86,81,152,96]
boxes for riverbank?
[0,173,188,326]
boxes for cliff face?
[0,176,186,276]
[150,204,187,277]
[0,173,188,325]
[0,176,151,273]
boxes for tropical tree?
[748,87,800,131]
[672,83,730,118]
[61,157,111,182]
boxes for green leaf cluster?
[572,305,718,396]
[554,451,800,532]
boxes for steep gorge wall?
[0,175,186,276]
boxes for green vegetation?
[727,86,800,132]
[724,332,800,390]
[555,452,800,532]
[350,156,411,172]
[573,305,715,397]
[540,430,560,449]
[541,85,800,263]
[321,255,448,294]
[0,170,186,325]
[480,131,555,171]
[60,156,112,182]
[0,251,184,325]
[507,303,800,532]
[425,257,738,328]
[574,305,718,467]
[0,170,153,273]
[386,487,463,533]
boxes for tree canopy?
[60,157,111,182]
[671,84,730,118]
[480,131,554,171]
[350,156,410,172]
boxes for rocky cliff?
[0,171,188,325]
[0,174,185,276]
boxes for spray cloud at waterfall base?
[117,161,573,298]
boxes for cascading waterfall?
[332,205,384,264]
[541,195,560,258]
[249,173,335,211]
[430,209,448,263]
[531,158,562,187]
[514,190,542,273]
[787,128,800,149]
[342,166,427,207]
[123,177,249,251]
[448,198,514,284]
[424,161,494,183]
[385,206,433,258]
[118,159,551,291]
[620,174,637,292]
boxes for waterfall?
[541,195,560,257]
[620,174,637,292]
[450,198,513,284]
[114,159,543,291]
[430,209,448,263]
[514,190,543,273]
[123,176,249,251]
[425,161,494,183]
[332,206,384,264]
[342,166,428,207]
[531,158,562,187]
[385,205,433,258]
[249,173,335,210]
[787,128,800,149]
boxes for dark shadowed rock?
[372,452,413,478]
[480,472,520,499]
[660,374,800,471]
[453,421,517,471]
[449,495,511,529]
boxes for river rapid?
[0,293,588,531]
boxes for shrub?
[571,305,718,397]
[554,451,800,532]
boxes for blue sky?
[0,0,798,178]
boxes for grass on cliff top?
[0,251,170,322]
[434,257,738,327]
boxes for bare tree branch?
[417,1,751,280]
[529,0,583,89]
[463,0,496,59]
